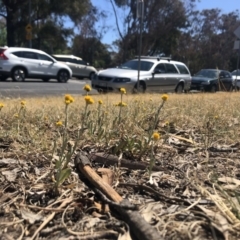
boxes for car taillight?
[0,50,8,60]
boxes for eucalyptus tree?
[0,0,93,51]
[107,0,197,65]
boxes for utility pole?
[28,0,32,48]
[136,0,144,92]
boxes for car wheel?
[57,70,69,83]
[12,68,26,82]
[210,85,217,93]
[42,78,50,82]
[175,83,183,93]
[133,82,146,93]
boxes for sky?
[91,0,240,45]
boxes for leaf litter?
[0,93,240,239]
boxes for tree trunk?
[6,8,16,46]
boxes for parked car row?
[0,46,97,83]
[0,46,239,94]
[91,55,238,94]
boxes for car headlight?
[113,78,131,83]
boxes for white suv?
[0,47,72,82]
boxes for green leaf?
[57,168,71,186]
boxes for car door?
[21,51,40,75]
[37,53,58,76]
[164,63,179,92]
[148,63,167,92]
[76,60,89,77]
[218,71,231,91]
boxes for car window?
[219,72,225,78]
[224,71,231,78]
[119,60,154,71]
[38,53,53,62]
[154,63,166,73]
[11,51,22,57]
[165,63,178,73]
[77,60,87,65]
[175,64,189,74]
[22,51,38,60]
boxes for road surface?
[0,78,98,98]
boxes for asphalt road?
[0,78,98,98]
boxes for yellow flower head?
[116,101,127,107]
[165,121,169,126]
[161,94,169,102]
[14,113,19,118]
[84,96,94,105]
[65,94,74,104]
[120,88,126,94]
[0,103,4,109]
[56,121,63,127]
[152,132,160,141]
[83,84,91,92]
[98,100,103,105]
[21,100,26,106]
[214,115,219,119]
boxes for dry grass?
[1,91,240,239]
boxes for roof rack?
[134,55,171,61]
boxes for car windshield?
[232,70,240,76]
[195,70,218,78]
[118,60,154,71]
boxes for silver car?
[92,56,191,93]
[52,55,97,80]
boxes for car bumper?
[0,70,11,78]
[92,80,135,92]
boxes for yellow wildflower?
[0,103,4,109]
[116,101,127,107]
[152,132,160,141]
[161,94,168,101]
[14,113,19,118]
[165,121,169,126]
[56,121,63,127]
[84,96,94,104]
[120,88,126,94]
[21,100,26,106]
[214,115,219,119]
[65,94,74,104]
[83,84,91,92]
[98,100,103,105]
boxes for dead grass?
[1,92,240,239]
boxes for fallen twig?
[74,152,162,240]
[90,152,165,171]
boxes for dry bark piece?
[90,152,165,171]
[74,152,162,240]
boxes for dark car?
[190,69,233,92]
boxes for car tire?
[175,83,183,93]
[42,78,50,82]
[12,67,26,82]
[210,85,217,93]
[57,70,69,83]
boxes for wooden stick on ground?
[74,152,162,240]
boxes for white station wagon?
[92,56,192,93]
